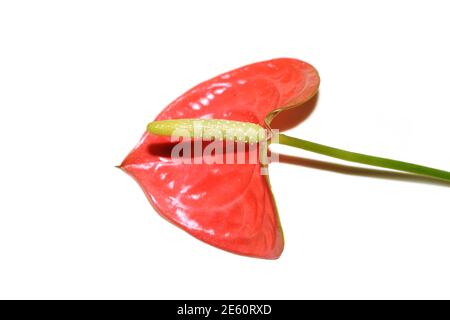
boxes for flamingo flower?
[120,58,450,259]
[120,58,319,259]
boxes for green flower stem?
[277,134,450,182]
[146,118,450,182]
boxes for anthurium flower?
[120,58,320,259]
[120,58,450,259]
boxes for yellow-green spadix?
[147,119,267,143]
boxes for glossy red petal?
[121,58,319,259]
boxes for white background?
[1,1,449,299]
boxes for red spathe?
[121,58,320,259]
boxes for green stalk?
[146,118,450,182]
[277,134,450,182]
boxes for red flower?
[120,58,320,259]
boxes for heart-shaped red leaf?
[121,58,319,258]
